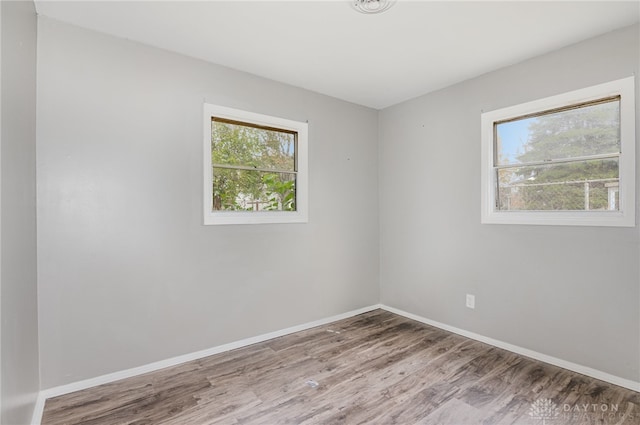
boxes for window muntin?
[481,77,635,227]
[203,104,308,225]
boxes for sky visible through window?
[496,118,533,165]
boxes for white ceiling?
[34,0,640,109]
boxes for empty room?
[2,0,639,424]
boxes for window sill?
[204,210,308,226]
[481,210,634,227]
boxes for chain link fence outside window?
[498,178,619,211]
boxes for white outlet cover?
[466,294,475,309]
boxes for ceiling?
[34,0,640,110]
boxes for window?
[203,104,308,225]
[481,77,635,227]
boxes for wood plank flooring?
[41,310,640,425]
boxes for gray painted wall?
[34,10,640,393]
[1,1,40,423]
[379,24,640,382]
[36,17,380,389]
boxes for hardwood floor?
[41,310,639,425]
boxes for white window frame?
[481,77,635,227]
[203,104,308,225]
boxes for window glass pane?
[212,119,296,172]
[495,99,620,166]
[212,167,296,212]
[497,158,619,211]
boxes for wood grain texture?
[41,310,640,425]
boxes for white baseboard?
[380,304,640,393]
[31,302,639,424]
[31,393,46,425]
[30,304,382,425]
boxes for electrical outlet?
[466,294,475,309]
